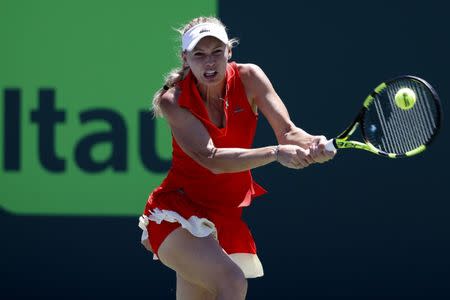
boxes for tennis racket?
[325,75,442,158]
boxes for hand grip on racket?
[325,75,442,158]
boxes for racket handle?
[325,139,336,152]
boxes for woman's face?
[183,36,230,87]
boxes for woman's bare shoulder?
[236,63,264,79]
[159,86,182,115]
[237,63,272,93]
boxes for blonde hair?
[151,16,239,118]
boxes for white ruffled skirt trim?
[139,208,264,278]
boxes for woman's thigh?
[157,227,245,294]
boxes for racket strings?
[364,79,439,155]
[385,82,422,153]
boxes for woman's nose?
[205,55,215,66]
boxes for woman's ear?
[227,49,232,60]
[181,51,189,67]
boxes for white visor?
[182,23,229,52]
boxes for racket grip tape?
[325,139,337,152]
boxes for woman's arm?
[239,63,335,163]
[159,88,311,174]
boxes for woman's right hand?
[276,144,314,169]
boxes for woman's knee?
[212,263,247,298]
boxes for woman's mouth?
[204,70,218,79]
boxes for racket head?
[360,75,442,158]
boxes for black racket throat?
[336,109,366,140]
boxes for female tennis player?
[139,16,335,300]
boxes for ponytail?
[151,65,190,118]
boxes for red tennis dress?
[139,62,266,278]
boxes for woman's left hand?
[309,135,336,163]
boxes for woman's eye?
[194,53,204,57]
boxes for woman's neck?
[196,79,226,104]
